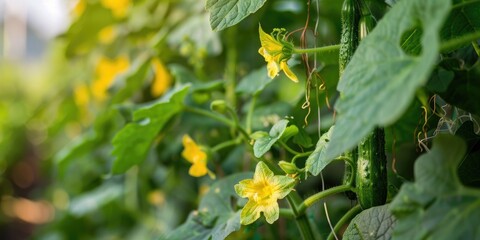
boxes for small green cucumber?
[339,0,361,200]
[339,0,360,76]
[356,128,387,209]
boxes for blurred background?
[0,0,70,239]
[0,0,394,239]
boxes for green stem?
[185,106,250,139]
[225,105,250,138]
[279,140,302,155]
[298,185,352,214]
[440,31,480,52]
[327,205,362,240]
[279,208,296,219]
[292,151,314,164]
[225,26,238,107]
[293,44,340,54]
[472,41,480,57]
[125,166,138,210]
[184,106,234,127]
[211,137,241,152]
[452,0,480,10]
[286,194,316,240]
[246,94,258,134]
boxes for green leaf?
[168,13,222,55]
[305,126,334,176]
[236,67,272,96]
[54,131,98,173]
[164,173,252,240]
[169,64,200,84]
[65,3,115,57]
[400,1,480,55]
[456,121,480,187]
[440,1,480,44]
[69,183,122,217]
[293,125,313,148]
[439,66,480,116]
[343,204,396,240]
[390,134,480,240]
[205,0,267,31]
[280,125,299,141]
[111,85,190,174]
[253,119,289,158]
[323,0,452,161]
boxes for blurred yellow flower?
[91,56,129,101]
[98,26,116,45]
[74,83,90,107]
[73,83,91,121]
[151,59,172,97]
[258,26,298,82]
[101,0,130,18]
[73,0,86,17]
[181,135,213,178]
[234,162,295,225]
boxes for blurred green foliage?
[0,0,479,239]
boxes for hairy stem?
[327,205,362,240]
[298,185,352,214]
[440,31,480,52]
[293,44,340,54]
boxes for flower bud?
[278,161,300,174]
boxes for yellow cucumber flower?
[151,59,172,97]
[258,26,298,82]
[235,162,296,225]
[91,56,129,101]
[182,135,213,178]
[73,0,86,17]
[98,26,116,45]
[101,0,130,18]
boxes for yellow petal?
[267,60,280,79]
[262,202,280,224]
[280,61,298,82]
[115,56,130,72]
[101,0,130,18]
[73,83,90,107]
[258,25,283,53]
[253,162,274,185]
[73,0,86,17]
[181,135,207,164]
[234,179,256,198]
[98,26,116,44]
[189,162,208,177]
[151,59,172,97]
[240,200,262,225]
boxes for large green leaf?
[305,126,334,176]
[400,1,480,55]
[236,67,272,96]
[343,204,396,240]
[163,173,252,240]
[439,66,480,116]
[390,134,480,239]
[253,119,289,158]
[205,0,267,31]
[322,0,452,161]
[111,85,190,174]
[440,1,480,44]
